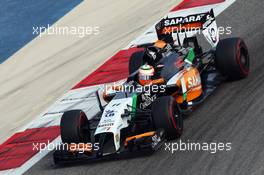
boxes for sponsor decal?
[98,123,114,128]
[187,75,201,89]
[157,10,217,35]
[104,110,116,117]
[164,13,207,27]
[140,94,157,109]
[159,13,211,34]
[152,134,162,148]
[202,10,215,28]
[106,127,111,131]
[102,118,115,123]
[209,28,217,43]
[112,103,121,107]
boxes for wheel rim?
[237,42,249,75]
[78,112,90,143]
[174,112,183,131]
[240,54,249,71]
[171,100,183,132]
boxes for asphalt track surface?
[26,0,264,174]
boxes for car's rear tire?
[60,110,90,144]
[215,37,250,80]
[152,96,183,140]
[129,51,145,74]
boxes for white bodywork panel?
[95,97,133,151]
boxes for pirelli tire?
[151,96,183,140]
[60,110,91,144]
[215,37,250,80]
[129,51,145,74]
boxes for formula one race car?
[53,9,249,164]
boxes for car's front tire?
[215,37,250,80]
[60,110,90,144]
[152,96,183,140]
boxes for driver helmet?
[138,64,155,85]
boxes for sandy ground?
[0,0,180,144]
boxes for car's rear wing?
[155,9,219,47]
[127,0,236,49]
